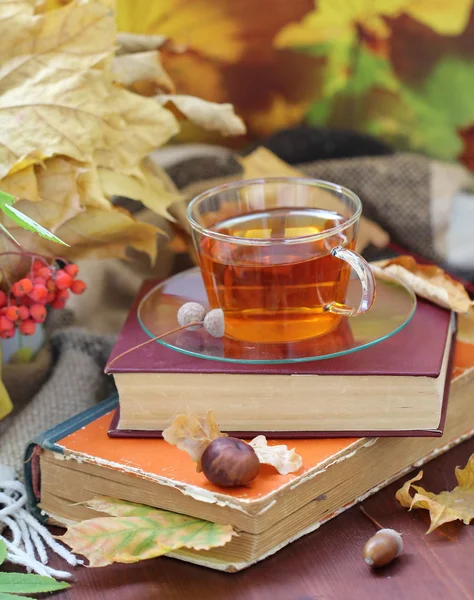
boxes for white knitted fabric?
[0,326,115,576]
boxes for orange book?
[25,322,474,572]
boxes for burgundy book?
[105,273,456,439]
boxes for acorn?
[363,528,403,568]
[201,437,260,487]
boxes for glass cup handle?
[326,246,376,316]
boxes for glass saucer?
[137,267,416,365]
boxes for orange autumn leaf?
[376,255,473,314]
[396,455,474,533]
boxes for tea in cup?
[187,178,375,343]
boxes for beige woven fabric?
[303,154,472,263]
[0,328,115,473]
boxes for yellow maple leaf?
[0,2,181,178]
[275,0,473,50]
[0,0,245,268]
[38,206,162,262]
[8,158,85,231]
[98,159,183,219]
[396,456,474,533]
[0,0,36,18]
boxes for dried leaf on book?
[396,454,474,533]
[375,255,473,313]
[162,411,226,470]
[60,497,234,567]
[249,436,303,475]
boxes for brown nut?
[201,437,260,487]
[363,528,403,568]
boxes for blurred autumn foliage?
[115,0,321,142]
[113,0,474,170]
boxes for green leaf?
[0,540,6,566]
[415,57,474,129]
[306,97,333,125]
[0,573,70,594]
[345,48,399,96]
[60,496,235,567]
[0,191,68,247]
[398,89,463,160]
[0,593,36,600]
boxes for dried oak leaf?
[248,435,303,475]
[396,456,474,533]
[376,255,473,313]
[162,411,226,471]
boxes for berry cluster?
[0,257,86,339]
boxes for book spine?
[23,394,119,521]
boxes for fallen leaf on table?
[157,95,246,136]
[396,455,474,533]
[376,255,473,313]
[249,435,303,475]
[60,497,234,567]
[162,411,226,470]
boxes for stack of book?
[24,271,474,571]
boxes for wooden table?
[40,436,474,600]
